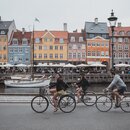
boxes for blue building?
[8,28,32,65]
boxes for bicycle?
[70,83,97,106]
[31,85,76,113]
[95,89,130,112]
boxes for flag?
[35,18,40,22]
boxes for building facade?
[0,17,16,64]
[109,23,130,65]
[8,29,31,65]
[33,30,68,65]
[84,18,110,66]
[68,32,86,64]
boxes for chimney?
[63,23,67,31]
[22,28,25,35]
[118,22,121,27]
[94,18,98,25]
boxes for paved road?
[0,103,130,130]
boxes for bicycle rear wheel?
[31,95,49,113]
[59,95,76,113]
[96,96,112,112]
[120,96,130,113]
[82,91,97,106]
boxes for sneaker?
[114,104,120,109]
[53,108,58,112]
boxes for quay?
[1,73,130,84]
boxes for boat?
[4,25,51,88]
[4,77,51,88]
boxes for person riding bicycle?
[105,69,127,108]
[76,73,89,103]
[53,73,67,112]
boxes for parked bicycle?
[31,85,76,113]
[96,89,130,112]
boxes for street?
[0,103,130,130]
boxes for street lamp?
[108,10,118,68]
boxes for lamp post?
[108,10,118,68]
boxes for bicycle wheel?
[96,96,112,112]
[82,91,97,106]
[120,96,130,113]
[58,95,76,113]
[31,95,49,113]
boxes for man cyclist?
[105,69,127,108]
[76,73,89,103]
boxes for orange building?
[33,30,68,64]
[84,18,110,66]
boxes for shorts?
[118,87,126,95]
[55,90,66,96]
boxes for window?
[44,54,47,59]
[68,53,72,59]
[124,38,129,43]
[39,46,42,50]
[55,46,58,50]
[70,37,75,42]
[77,45,81,50]
[12,38,18,45]
[101,51,104,56]
[25,58,29,62]
[9,56,13,62]
[19,57,22,62]
[118,38,123,43]
[59,38,64,43]
[60,54,63,59]
[78,53,81,58]
[97,51,100,56]
[92,43,96,46]
[88,51,91,56]
[0,54,2,59]
[113,38,116,43]
[87,43,91,46]
[68,45,72,50]
[73,53,76,58]
[82,53,86,58]
[22,38,28,45]
[97,43,100,46]
[119,31,125,36]
[124,45,129,50]
[79,37,83,42]
[50,46,53,50]
[92,51,96,56]
[127,31,130,36]
[60,46,63,50]
[106,51,109,56]
[25,48,29,53]
[35,38,40,43]
[19,48,22,53]
[14,48,18,53]
[82,44,86,49]
[124,53,128,58]
[3,46,6,50]
[55,54,58,59]
[118,44,123,50]
[105,43,109,47]
[50,54,53,59]
[39,54,42,59]
[9,48,13,53]
[119,52,123,58]
[44,45,47,50]
[34,54,37,58]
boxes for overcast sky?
[0,0,130,32]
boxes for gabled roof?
[0,21,13,29]
[84,22,109,34]
[34,30,68,39]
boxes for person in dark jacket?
[76,73,89,103]
[53,73,66,112]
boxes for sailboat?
[4,25,51,88]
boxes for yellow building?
[33,30,68,64]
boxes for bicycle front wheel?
[59,95,76,113]
[96,96,112,112]
[120,96,130,113]
[82,91,97,106]
[31,95,49,113]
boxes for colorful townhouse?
[68,31,86,64]
[109,23,130,65]
[33,30,68,65]
[0,17,16,65]
[84,18,110,66]
[8,28,32,65]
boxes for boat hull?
[4,79,51,88]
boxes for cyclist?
[76,73,89,103]
[52,73,67,112]
[105,69,127,108]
